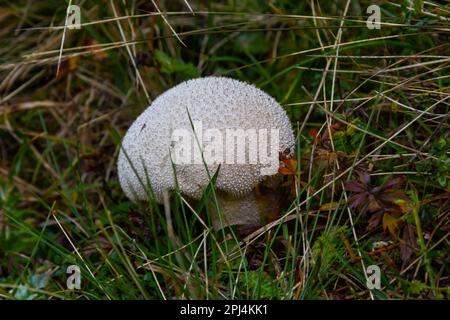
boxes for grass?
[0,0,449,300]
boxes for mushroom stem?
[209,191,261,231]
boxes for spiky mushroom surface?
[118,76,295,229]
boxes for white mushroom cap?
[118,77,294,227]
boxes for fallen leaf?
[56,56,79,78]
[383,213,400,235]
[319,201,340,211]
[86,38,108,60]
[308,128,318,139]
[395,199,414,214]
[400,224,417,267]
[278,158,305,197]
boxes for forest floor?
[0,0,448,299]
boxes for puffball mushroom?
[118,77,295,230]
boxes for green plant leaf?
[154,50,200,80]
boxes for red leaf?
[308,128,318,139]
[278,167,293,175]
[357,170,371,187]
[368,212,383,230]
[382,177,404,190]
[344,181,366,193]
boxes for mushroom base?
[208,191,262,231]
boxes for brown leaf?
[344,181,366,193]
[381,176,404,190]
[279,158,298,175]
[382,213,400,235]
[56,56,79,78]
[395,199,414,214]
[86,38,108,60]
[345,173,411,227]
[368,194,382,213]
[400,224,417,267]
[348,194,367,211]
[278,167,294,175]
[367,211,383,230]
[278,158,305,197]
[357,170,371,187]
